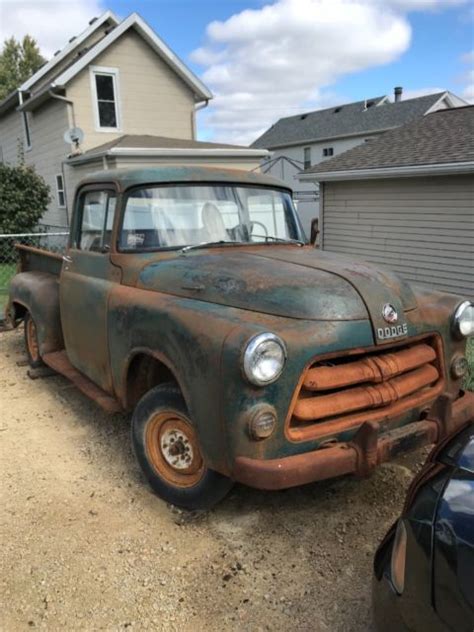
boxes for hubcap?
[160,429,194,469]
[145,412,204,488]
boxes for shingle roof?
[302,105,474,176]
[251,93,445,149]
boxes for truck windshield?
[119,184,302,251]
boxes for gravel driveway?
[0,328,429,632]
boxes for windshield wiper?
[250,235,305,246]
[181,240,245,253]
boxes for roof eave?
[53,13,212,102]
[299,161,474,181]
[0,90,20,116]
[19,11,119,93]
[68,146,269,165]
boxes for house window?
[90,66,121,131]
[323,147,334,157]
[56,174,66,208]
[304,147,311,169]
[22,112,32,150]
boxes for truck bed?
[16,244,63,276]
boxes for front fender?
[7,272,64,355]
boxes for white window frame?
[22,111,32,150]
[56,173,66,208]
[303,146,311,170]
[89,65,122,133]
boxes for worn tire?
[131,383,234,510]
[24,311,44,368]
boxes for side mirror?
[310,218,319,246]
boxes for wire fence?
[0,232,69,318]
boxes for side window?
[76,190,116,251]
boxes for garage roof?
[300,106,474,181]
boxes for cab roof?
[78,166,291,193]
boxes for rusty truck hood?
[136,246,417,323]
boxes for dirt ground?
[0,328,431,632]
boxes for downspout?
[48,89,76,127]
[48,90,77,228]
[192,99,209,139]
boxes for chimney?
[394,86,403,102]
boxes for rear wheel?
[24,312,44,368]
[132,384,233,509]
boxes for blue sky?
[108,0,473,99]
[2,0,473,143]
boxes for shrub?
[0,162,50,234]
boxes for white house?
[0,11,268,228]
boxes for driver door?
[60,186,118,393]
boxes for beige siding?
[0,108,23,164]
[64,159,104,206]
[66,30,195,151]
[322,175,474,297]
[26,100,71,227]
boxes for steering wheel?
[249,221,268,238]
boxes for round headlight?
[453,301,474,338]
[243,333,287,386]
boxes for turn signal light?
[390,519,407,595]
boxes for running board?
[43,351,122,414]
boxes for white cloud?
[192,0,469,144]
[0,0,105,59]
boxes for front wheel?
[131,384,234,510]
[24,312,44,368]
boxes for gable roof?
[299,105,474,181]
[9,11,211,115]
[51,13,212,101]
[0,11,119,115]
[68,134,268,165]
[251,93,453,149]
[19,11,119,93]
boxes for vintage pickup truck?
[6,166,474,509]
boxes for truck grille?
[287,335,444,442]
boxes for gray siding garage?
[322,175,473,296]
[301,106,474,298]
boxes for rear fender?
[7,272,64,355]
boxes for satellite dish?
[64,127,84,145]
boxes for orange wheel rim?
[145,412,205,488]
[26,317,40,362]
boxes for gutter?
[68,146,270,165]
[298,161,474,182]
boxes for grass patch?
[465,337,474,393]
[0,262,17,316]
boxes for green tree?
[0,36,46,100]
[0,162,50,233]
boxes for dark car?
[373,420,474,631]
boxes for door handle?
[62,255,73,263]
